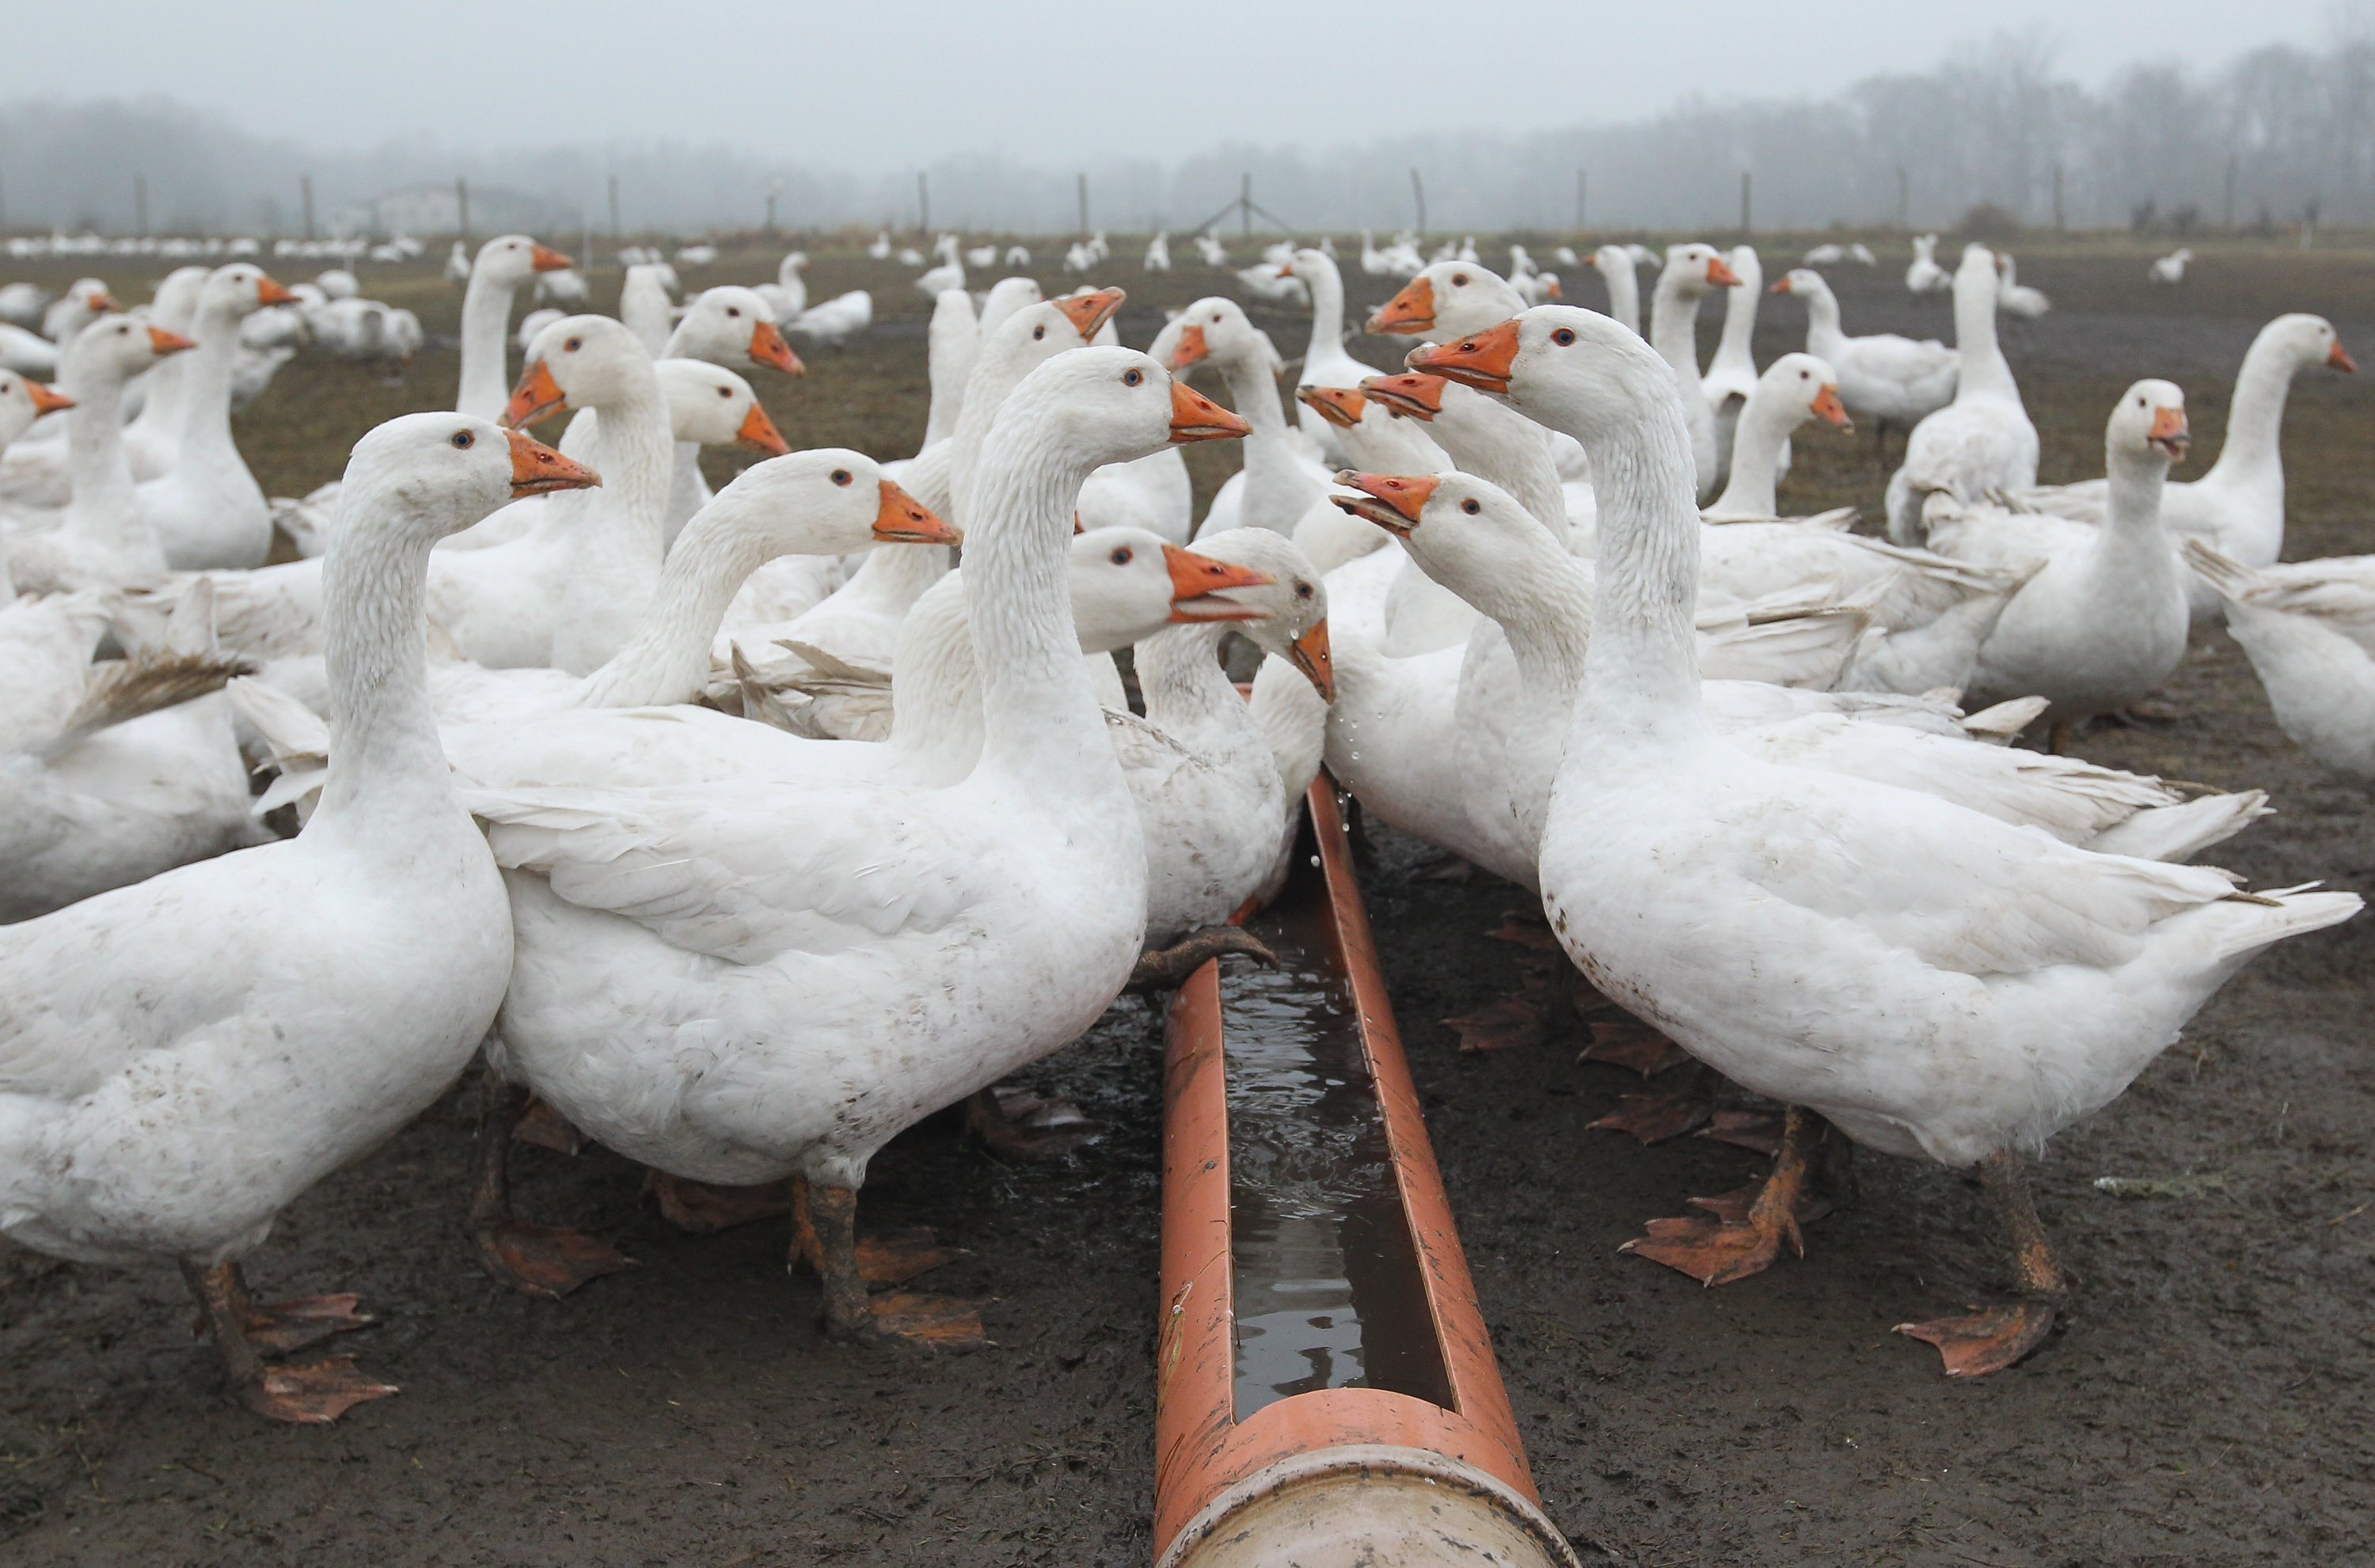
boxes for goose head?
[199,262,301,323]
[1769,268,1834,307]
[657,359,788,454]
[2270,313,2356,374]
[976,275,1047,338]
[1178,525,1333,700]
[507,315,657,426]
[2105,380,2190,473]
[1412,305,1679,446]
[1277,247,1340,286]
[1588,244,1635,277]
[1751,353,1852,432]
[998,347,1250,480]
[473,234,572,288]
[672,286,804,374]
[1366,260,1527,339]
[1070,526,1273,651]
[777,252,808,286]
[1660,244,1740,298]
[707,449,956,556]
[1296,385,1370,429]
[0,370,72,447]
[1150,297,1273,376]
[65,313,194,390]
[1955,244,2001,302]
[981,290,1125,385]
[342,414,600,544]
[1332,469,1546,610]
[1358,371,1447,422]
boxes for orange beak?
[1168,378,1250,443]
[1409,321,1518,396]
[2330,340,2358,373]
[1296,385,1368,430]
[26,381,74,414]
[1545,278,1562,298]
[1329,470,1440,535]
[146,325,195,356]
[1168,321,1208,370]
[1769,277,1793,295]
[748,319,804,375]
[873,478,960,545]
[1055,287,1126,341]
[530,242,573,273]
[256,274,299,306]
[1274,263,1295,278]
[1366,276,1435,335]
[88,291,118,313]
[734,400,789,455]
[1163,542,1274,623]
[1706,256,1742,287]
[505,427,602,496]
[502,359,568,428]
[1359,372,1446,421]
[1288,618,1334,702]
[1810,384,1852,430]
[2147,405,2191,461]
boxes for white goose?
[457,235,572,421]
[1335,454,2259,894]
[1884,244,2038,545]
[732,290,1123,685]
[116,265,212,484]
[1925,382,2194,746]
[1586,245,1642,333]
[204,315,674,674]
[3,315,193,592]
[1770,268,1957,467]
[138,264,300,570]
[2190,541,2375,777]
[1461,303,2354,1377]
[1279,248,1386,459]
[2002,314,2354,614]
[0,579,268,922]
[1996,254,2050,318]
[0,414,598,1422]
[1155,297,1328,537]
[1906,233,1950,293]
[1644,244,1741,500]
[456,351,1248,1341]
[1700,245,1772,487]
[1115,526,1334,977]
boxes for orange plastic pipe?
[1153,773,1578,1566]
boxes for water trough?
[1153,774,1582,1568]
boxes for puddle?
[1224,861,1454,1421]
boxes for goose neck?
[1647,275,1702,379]
[574,492,777,708]
[2103,446,2172,538]
[312,495,455,840]
[1602,265,1641,336]
[884,571,986,776]
[1134,620,1238,727]
[965,427,1124,788]
[63,360,142,549]
[2202,332,2298,489]
[1571,388,1707,733]
[1798,285,1845,353]
[1716,282,1757,360]
[1953,276,2019,402]
[457,268,520,421]
[1302,263,1347,363]
[170,299,242,461]
[1434,400,1570,538]
[1439,533,1591,694]
[579,368,676,553]
[1705,397,1792,515]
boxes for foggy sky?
[5,0,2335,173]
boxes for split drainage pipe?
[1154,773,1581,1568]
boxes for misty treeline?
[2,30,2370,240]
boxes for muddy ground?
[3,237,2373,1566]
